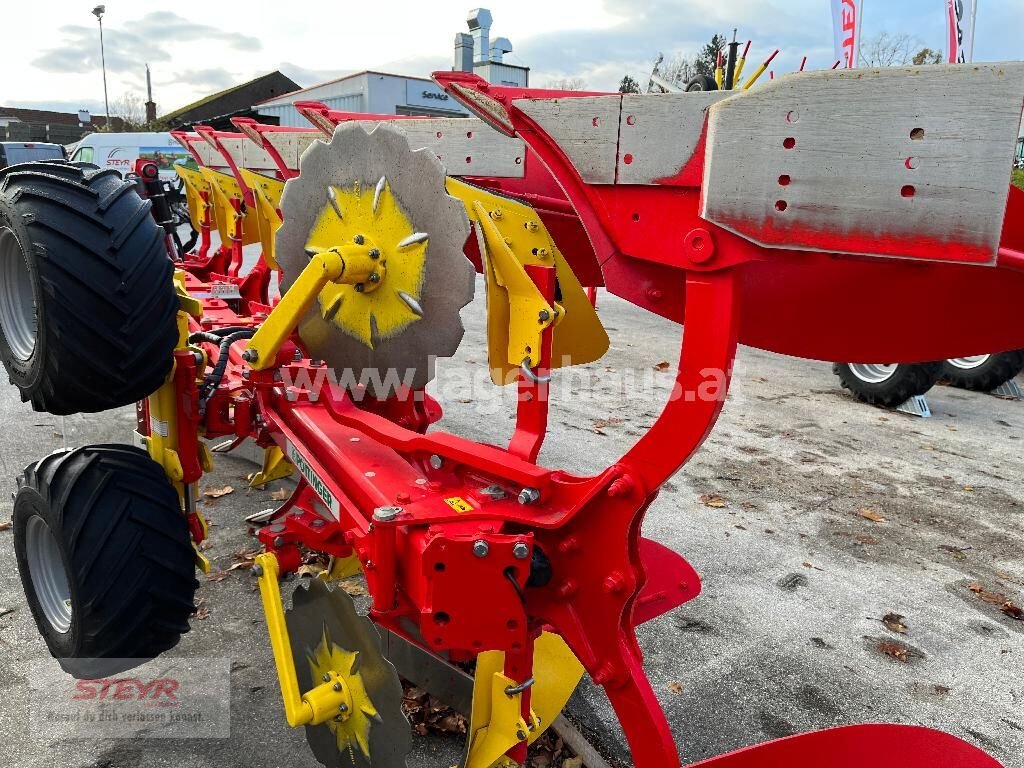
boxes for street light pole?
[92,5,110,130]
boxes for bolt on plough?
[1,62,1023,768]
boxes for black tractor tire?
[685,74,719,92]
[0,161,178,415]
[942,351,1024,392]
[13,444,198,678]
[833,361,944,408]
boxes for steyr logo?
[74,678,179,701]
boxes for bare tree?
[658,52,695,86]
[546,77,587,91]
[110,91,147,131]
[860,32,918,67]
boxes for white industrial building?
[255,8,528,127]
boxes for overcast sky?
[2,1,1020,117]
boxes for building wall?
[256,72,467,128]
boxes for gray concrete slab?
[0,279,1020,767]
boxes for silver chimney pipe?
[467,8,492,65]
[489,36,513,64]
[454,32,474,72]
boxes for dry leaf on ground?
[882,613,907,634]
[204,485,234,499]
[0,521,11,532]
[856,508,886,523]
[877,640,908,662]
[666,681,684,694]
[653,361,671,372]
[699,494,728,509]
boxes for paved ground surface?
[0,282,1021,767]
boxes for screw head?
[368,272,381,283]
[517,730,527,741]
[538,309,551,322]
[339,703,348,712]
[242,349,258,363]
[472,540,490,558]
[322,673,331,683]
[429,454,444,470]
[333,682,342,692]
[373,506,403,522]
[354,234,365,245]
[512,542,530,560]
[355,283,365,293]
[368,248,381,259]
[517,487,540,505]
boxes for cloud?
[160,68,241,92]
[277,62,352,89]
[517,0,835,90]
[32,11,259,78]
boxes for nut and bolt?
[373,506,403,522]
[339,703,349,713]
[538,309,551,322]
[472,540,490,558]
[241,349,258,363]
[333,682,343,692]
[293,348,303,362]
[368,272,381,283]
[516,730,527,741]
[368,248,381,259]
[512,541,530,560]
[321,673,331,683]
[428,454,444,470]
[252,564,263,577]
[518,487,541,505]
[355,283,365,293]
[354,234,365,245]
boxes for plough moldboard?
[0,62,1022,768]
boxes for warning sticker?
[444,496,475,513]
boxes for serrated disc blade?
[286,580,411,768]
[276,123,475,396]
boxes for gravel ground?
[0,281,1020,767]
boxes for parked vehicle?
[0,141,66,170]
[68,131,193,180]
[834,350,1024,407]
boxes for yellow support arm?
[245,245,379,370]
[254,553,353,727]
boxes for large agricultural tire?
[13,444,198,678]
[833,361,944,408]
[686,74,719,92]
[0,161,178,415]
[942,351,1024,392]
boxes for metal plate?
[277,123,475,395]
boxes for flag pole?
[855,0,865,68]
[968,0,978,62]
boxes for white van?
[69,132,194,179]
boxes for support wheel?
[13,445,198,678]
[833,362,943,408]
[942,351,1024,391]
[0,162,178,415]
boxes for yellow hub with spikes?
[308,628,381,761]
[304,179,429,348]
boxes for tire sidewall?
[0,194,47,391]
[12,485,81,659]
